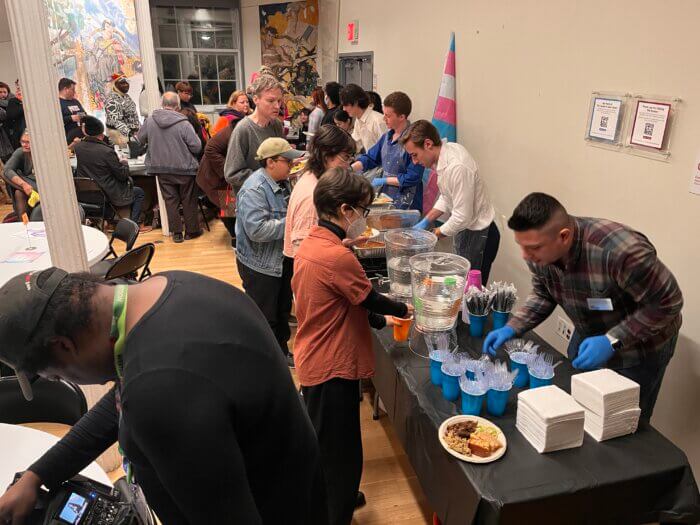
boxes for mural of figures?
[258,0,319,98]
[45,0,143,113]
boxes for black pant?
[568,332,677,420]
[453,221,500,283]
[222,217,236,238]
[157,174,200,235]
[302,378,362,525]
[236,257,293,356]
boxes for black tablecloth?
[371,319,700,525]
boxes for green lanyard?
[110,285,128,381]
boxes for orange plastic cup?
[392,316,413,342]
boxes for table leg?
[155,175,170,236]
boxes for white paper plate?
[438,415,507,464]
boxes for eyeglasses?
[353,205,371,218]
[336,153,352,163]
[274,156,292,165]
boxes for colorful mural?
[259,0,319,118]
[45,0,142,112]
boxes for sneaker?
[173,232,184,243]
[286,353,295,369]
[185,230,203,240]
[288,314,298,327]
[355,491,366,509]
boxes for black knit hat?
[83,116,104,137]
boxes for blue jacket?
[358,128,423,211]
[235,168,290,277]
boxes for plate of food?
[290,159,308,176]
[438,415,507,463]
[362,226,380,239]
[372,193,393,206]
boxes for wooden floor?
[2,206,433,524]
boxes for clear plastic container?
[384,229,438,301]
[410,252,470,332]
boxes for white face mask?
[345,206,368,240]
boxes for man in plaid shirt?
[484,193,682,419]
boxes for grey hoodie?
[138,108,201,176]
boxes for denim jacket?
[235,167,290,277]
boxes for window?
[152,6,242,107]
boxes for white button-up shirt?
[351,107,387,152]
[434,142,495,236]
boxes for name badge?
[587,298,613,311]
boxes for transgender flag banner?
[423,32,456,213]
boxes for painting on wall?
[259,0,319,117]
[45,0,143,113]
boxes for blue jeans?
[452,222,500,283]
[567,331,677,420]
[130,186,145,224]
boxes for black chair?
[30,204,86,223]
[0,376,87,426]
[103,243,155,282]
[90,218,140,277]
[74,177,110,230]
[197,195,211,232]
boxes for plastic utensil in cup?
[510,360,530,388]
[392,316,413,342]
[468,313,488,337]
[492,310,510,329]
[441,361,466,402]
[429,349,452,386]
[486,386,511,416]
[529,371,554,389]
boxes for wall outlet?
[556,317,573,341]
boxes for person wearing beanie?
[104,73,141,146]
[73,116,151,232]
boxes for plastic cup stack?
[459,375,488,416]
[528,353,555,389]
[504,339,540,388]
[441,357,468,402]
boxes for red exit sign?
[346,20,359,44]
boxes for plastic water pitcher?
[384,229,437,301]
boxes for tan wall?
[337,0,700,473]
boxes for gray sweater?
[224,116,283,193]
[138,108,201,176]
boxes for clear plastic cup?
[410,253,470,333]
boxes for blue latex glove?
[371,177,387,188]
[572,335,615,370]
[482,326,516,356]
[413,218,431,230]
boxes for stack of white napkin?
[516,385,585,453]
[571,369,641,442]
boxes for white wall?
[0,1,19,85]
[337,0,700,474]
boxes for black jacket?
[5,97,25,149]
[74,137,134,206]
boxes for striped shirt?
[508,217,683,369]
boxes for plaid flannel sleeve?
[607,243,683,349]
[508,270,557,335]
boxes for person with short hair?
[73,116,150,231]
[340,84,387,152]
[211,90,250,136]
[4,80,25,150]
[351,91,422,211]
[293,167,411,524]
[137,92,202,243]
[321,81,342,126]
[284,124,356,258]
[58,78,86,139]
[0,81,15,162]
[367,91,383,114]
[0,268,328,524]
[175,81,197,112]
[402,119,500,282]
[483,192,683,419]
[236,137,304,367]
[104,73,140,146]
[224,75,285,193]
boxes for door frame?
[338,51,374,90]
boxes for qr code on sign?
[644,122,654,135]
[599,116,609,129]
